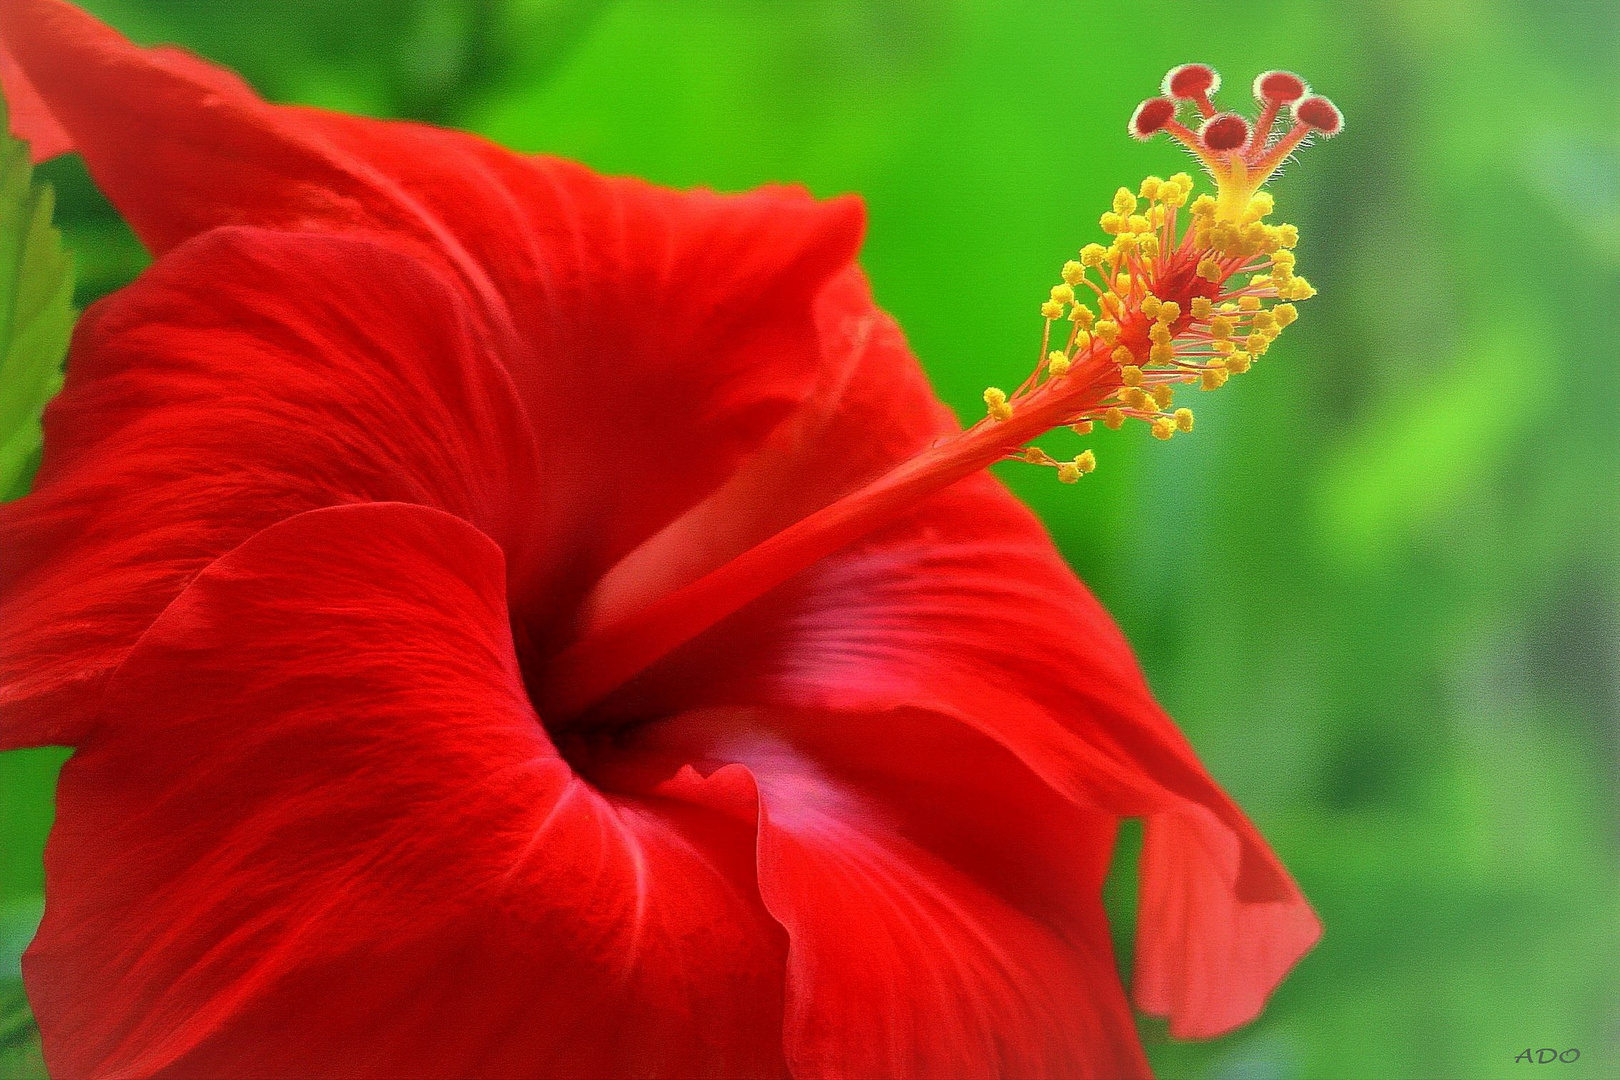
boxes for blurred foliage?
[2,1,1618,1078]
[0,96,72,502]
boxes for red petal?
[581,266,957,632]
[0,227,540,748]
[29,502,788,1079]
[0,38,69,160]
[617,474,1320,1041]
[604,717,1149,1080]
[1,0,865,617]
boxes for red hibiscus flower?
[1,5,1326,1075]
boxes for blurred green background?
[3,0,1618,1077]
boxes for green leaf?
[0,90,74,503]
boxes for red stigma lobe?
[1130,97,1177,139]
[1164,63,1219,99]
[1253,71,1308,105]
[1200,113,1250,151]
[1294,96,1343,135]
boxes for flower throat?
[538,65,1342,722]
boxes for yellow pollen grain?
[983,386,1013,421]
[1197,256,1222,282]
[1074,449,1097,473]
[1057,463,1082,484]
[1120,363,1144,385]
[1041,300,1064,320]
[1050,284,1075,305]
[1047,351,1072,377]
[1191,296,1214,320]
[1151,417,1176,440]
[1103,407,1126,429]
[1174,407,1195,432]
[1113,187,1138,216]
[1112,346,1136,368]
[1061,260,1085,286]
[1079,243,1107,267]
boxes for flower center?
[537,66,1339,723]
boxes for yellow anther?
[1041,300,1064,319]
[1252,311,1278,332]
[1113,346,1136,367]
[1272,250,1297,270]
[1113,234,1138,256]
[1057,462,1082,484]
[1200,366,1229,390]
[1274,303,1298,327]
[1075,449,1097,473]
[1121,387,1150,410]
[1158,300,1181,323]
[1142,296,1163,319]
[1047,351,1072,377]
[1079,243,1107,267]
[1070,305,1094,328]
[1050,284,1075,304]
[1285,277,1316,300]
[1151,384,1174,408]
[1149,323,1173,345]
[1151,417,1176,440]
[1174,407,1195,432]
[1022,446,1047,464]
[1244,333,1268,353]
[1061,260,1085,286]
[1095,320,1120,344]
[1103,407,1126,429]
[1113,187,1138,216]
[1197,256,1222,281]
[1191,296,1214,319]
[1128,214,1152,234]
[1149,342,1174,364]
[1276,224,1299,248]
[1210,316,1235,340]
[1238,295,1261,312]
[1138,235,1160,258]
[1190,194,1217,218]
[1212,339,1236,355]
[983,386,1013,421]
[1139,176,1163,201]
[1100,212,1126,235]
[1120,363,1144,385]
[1226,351,1252,373]
[1071,420,1094,435]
